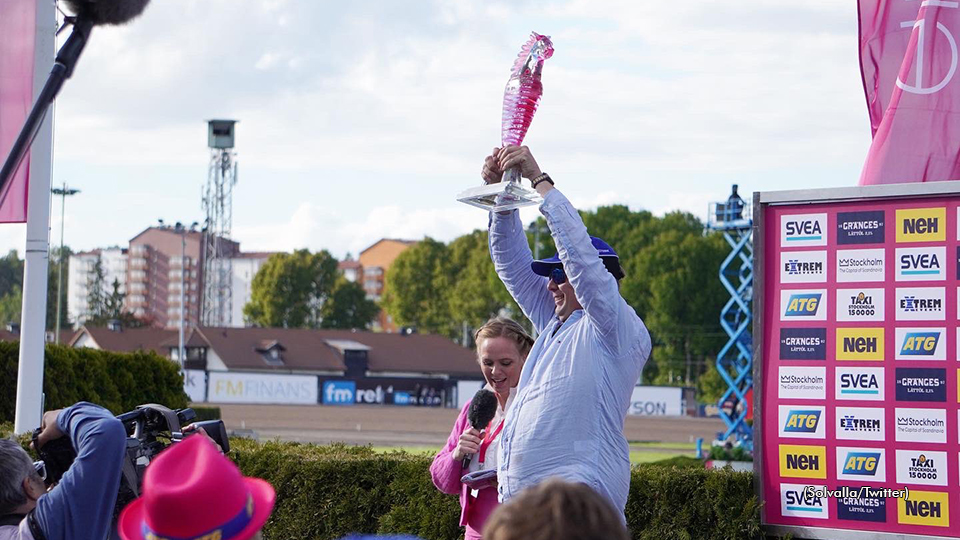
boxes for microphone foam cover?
[468,389,499,430]
[62,0,150,25]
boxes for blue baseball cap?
[531,236,625,280]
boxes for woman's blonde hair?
[474,317,534,359]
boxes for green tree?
[447,230,520,342]
[243,249,341,328]
[0,285,22,326]
[46,245,72,330]
[85,256,108,322]
[0,250,24,298]
[381,238,455,336]
[320,277,380,329]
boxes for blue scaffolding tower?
[708,185,753,450]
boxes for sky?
[1,0,870,260]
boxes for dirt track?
[214,403,724,448]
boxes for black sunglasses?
[33,460,46,481]
[549,267,566,285]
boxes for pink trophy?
[458,32,554,211]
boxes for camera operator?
[0,402,125,540]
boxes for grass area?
[367,445,699,466]
[628,441,698,450]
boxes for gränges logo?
[779,328,826,360]
[895,367,947,402]
[837,210,884,245]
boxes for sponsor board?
[895,407,947,443]
[835,289,885,322]
[780,289,827,321]
[628,386,683,416]
[895,327,946,361]
[897,490,949,527]
[836,248,885,283]
[780,251,827,284]
[780,366,826,400]
[207,371,319,405]
[896,246,946,281]
[835,367,884,401]
[895,367,947,402]
[835,407,885,442]
[837,210,885,245]
[835,328,885,361]
[778,405,826,439]
[781,213,827,247]
[895,450,948,487]
[780,484,828,519]
[896,207,946,243]
[779,444,827,479]
[779,328,827,361]
[895,287,945,321]
[837,487,887,523]
[836,446,886,482]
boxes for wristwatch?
[531,172,553,188]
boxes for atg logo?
[780,251,826,284]
[780,484,828,519]
[837,210,885,245]
[896,367,947,402]
[896,328,946,361]
[835,407,884,442]
[895,450,947,487]
[896,247,945,281]
[836,367,884,401]
[778,445,826,479]
[896,208,946,243]
[835,288,884,322]
[837,448,885,481]
[898,490,949,527]
[836,328,884,361]
[779,406,825,439]
[780,290,826,321]
[896,287,945,321]
[781,213,827,247]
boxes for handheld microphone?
[62,0,151,26]
[462,389,498,469]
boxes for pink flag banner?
[0,0,35,222]
[859,0,960,185]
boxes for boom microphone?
[62,0,151,26]
[462,389,498,469]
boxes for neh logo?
[835,288,884,322]
[837,210,885,245]
[898,490,949,527]
[895,450,947,487]
[897,247,945,281]
[896,207,945,243]
[780,484,828,519]
[779,328,826,360]
[780,290,826,321]
[836,248,885,283]
[896,287,945,321]
[836,328,884,361]
[781,213,827,247]
[837,447,885,482]
[778,445,826,479]
[779,366,826,399]
[896,367,947,402]
[778,406,826,439]
[895,328,946,361]
[895,408,947,443]
[836,407,885,441]
[837,487,886,522]
[780,251,826,284]
[836,367,884,401]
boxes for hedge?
[0,341,188,424]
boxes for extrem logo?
[780,251,827,284]
[835,407,885,442]
[896,287,945,321]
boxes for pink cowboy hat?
[118,435,275,540]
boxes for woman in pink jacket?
[430,317,533,540]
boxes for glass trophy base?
[456,181,542,212]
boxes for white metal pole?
[14,0,56,434]
[179,230,185,371]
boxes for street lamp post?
[51,183,80,344]
[173,221,199,373]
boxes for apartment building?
[357,238,416,332]
[66,247,128,324]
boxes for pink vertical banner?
[859,1,960,185]
[0,0,35,223]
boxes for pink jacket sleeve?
[430,400,471,495]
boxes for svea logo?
[896,207,946,243]
[835,288,884,322]
[779,328,826,360]
[778,405,826,439]
[837,210,885,245]
[895,450,947,487]
[896,287,945,321]
[896,247,945,281]
[780,250,827,284]
[895,407,947,444]
[837,447,885,482]
[835,407,885,442]
[781,213,827,247]
[779,366,826,400]
[837,487,886,522]
[836,367,884,401]
[835,328,884,361]
[895,327,946,360]
[780,289,826,321]
[836,248,885,283]
[780,484,828,519]
[896,367,947,402]
[779,445,827,479]
[898,490,949,527]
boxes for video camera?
[32,403,229,516]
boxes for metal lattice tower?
[708,185,753,450]
[201,120,238,327]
